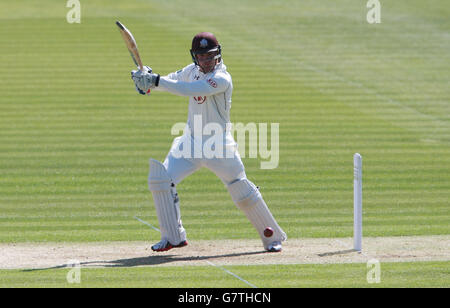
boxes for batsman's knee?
[148,159,172,192]
[227,178,261,208]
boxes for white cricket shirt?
[156,62,233,136]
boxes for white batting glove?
[131,66,160,95]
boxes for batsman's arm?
[154,64,193,83]
[155,74,230,97]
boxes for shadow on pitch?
[317,249,359,257]
[99,250,267,267]
[21,250,267,272]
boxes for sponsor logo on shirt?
[194,96,207,104]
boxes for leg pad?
[148,159,186,245]
[227,178,287,249]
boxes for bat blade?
[116,21,144,71]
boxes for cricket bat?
[116,21,144,71]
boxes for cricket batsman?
[131,32,287,252]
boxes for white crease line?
[206,260,257,288]
[134,216,160,232]
[134,216,257,287]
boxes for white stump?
[353,153,363,252]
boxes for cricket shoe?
[266,241,282,253]
[151,239,188,252]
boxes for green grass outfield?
[0,0,449,287]
[1,262,448,288]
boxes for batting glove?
[131,66,160,95]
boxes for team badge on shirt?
[207,78,217,88]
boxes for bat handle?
[137,59,144,72]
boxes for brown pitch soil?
[1,235,448,270]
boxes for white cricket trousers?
[163,132,246,185]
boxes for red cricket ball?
[263,227,274,237]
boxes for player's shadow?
[21,250,267,272]
[317,249,359,257]
[98,250,266,267]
